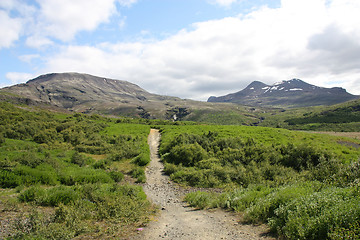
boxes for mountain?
[0,72,260,124]
[0,73,181,117]
[1,72,171,106]
[208,79,359,108]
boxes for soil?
[132,129,275,240]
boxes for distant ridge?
[208,79,359,108]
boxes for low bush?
[329,221,360,240]
[243,182,320,223]
[45,186,80,206]
[185,191,220,209]
[19,185,80,206]
[131,167,146,183]
[14,152,44,168]
[70,152,87,167]
[12,184,154,239]
[0,170,21,188]
[109,170,124,182]
[14,165,59,186]
[269,187,360,240]
[18,185,46,203]
[92,158,110,169]
[132,153,150,166]
[164,143,208,167]
[59,166,113,185]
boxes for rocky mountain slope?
[0,72,259,124]
[208,79,359,108]
[1,73,170,107]
[0,73,182,118]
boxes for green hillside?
[158,125,360,239]
[259,99,360,132]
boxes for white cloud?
[5,72,34,85]
[210,0,239,7]
[33,0,117,42]
[25,35,53,49]
[117,0,138,7]
[0,10,22,48]
[40,0,360,100]
[0,0,136,49]
[19,54,41,63]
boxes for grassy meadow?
[158,125,360,239]
[0,102,156,239]
[258,99,360,132]
[1,100,360,239]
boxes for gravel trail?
[134,129,275,240]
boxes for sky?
[1,0,360,101]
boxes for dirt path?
[133,129,275,240]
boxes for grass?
[2,99,360,239]
[159,125,360,163]
[258,99,360,132]
[158,124,360,239]
[0,102,156,239]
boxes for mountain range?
[208,79,359,108]
[0,72,258,123]
[1,73,358,123]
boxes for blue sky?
[1,0,360,100]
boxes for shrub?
[19,185,80,206]
[164,143,207,167]
[185,191,220,209]
[132,153,150,166]
[18,185,46,203]
[195,158,221,169]
[92,159,110,169]
[244,183,318,223]
[225,185,273,212]
[278,144,329,171]
[334,160,360,186]
[170,168,221,187]
[109,171,124,182]
[45,186,80,206]
[163,162,180,175]
[131,167,146,183]
[15,152,44,168]
[34,129,61,144]
[70,152,87,167]
[59,167,113,185]
[0,134,5,146]
[0,170,21,188]
[269,187,360,240]
[14,165,58,186]
[329,221,360,240]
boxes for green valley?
[1,99,360,239]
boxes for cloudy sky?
[1,0,360,100]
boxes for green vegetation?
[259,99,360,132]
[184,108,258,125]
[0,101,156,239]
[10,184,152,240]
[2,98,360,239]
[159,125,360,239]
